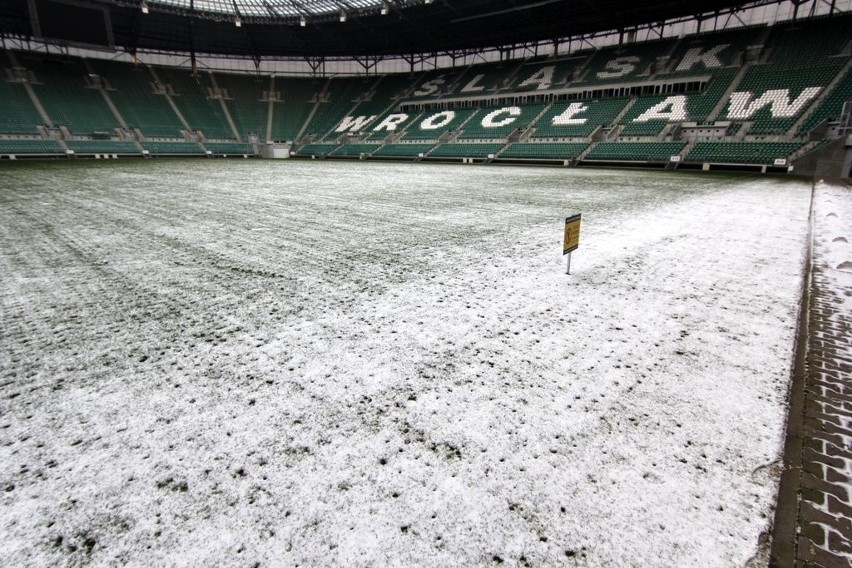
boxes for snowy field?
[0,160,811,566]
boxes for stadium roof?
[146,0,414,18]
[1,0,771,59]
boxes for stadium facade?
[0,0,850,177]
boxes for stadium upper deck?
[0,13,850,174]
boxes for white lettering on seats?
[597,56,640,79]
[335,115,377,132]
[372,114,410,132]
[633,96,688,122]
[461,74,487,93]
[481,107,522,128]
[420,110,456,130]
[675,45,729,72]
[414,77,446,97]
[551,102,589,125]
[725,87,823,119]
[517,66,555,91]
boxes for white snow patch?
[0,162,811,566]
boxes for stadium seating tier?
[1,13,850,168]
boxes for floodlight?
[300,15,306,26]
[141,1,149,14]
[381,3,389,14]
[339,10,347,22]
[235,15,242,26]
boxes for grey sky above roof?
[149,0,420,18]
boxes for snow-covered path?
[1,161,810,566]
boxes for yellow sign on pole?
[563,214,581,255]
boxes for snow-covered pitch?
[0,160,810,566]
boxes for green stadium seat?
[303,77,376,140]
[141,141,205,155]
[577,38,676,85]
[270,77,322,142]
[331,143,382,156]
[585,141,686,161]
[500,142,589,159]
[0,139,63,155]
[685,141,803,164]
[89,59,186,138]
[213,72,270,142]
[458,104,547,139]
[725,63,844,134]
[798,69,852,135]
[533,99,628,138]
[372,143,434,157]
[205,142,255,155]
[155,68,233,139]
[24,56,119,135]
[0,54,43,135]
[428,142,504,158]
[66,140,139,154]
[399,108,477,141]
[293,143,339,156]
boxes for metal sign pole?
[566,251,572,275]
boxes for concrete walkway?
[772,179,852,567]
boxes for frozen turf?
[0,160,811,566]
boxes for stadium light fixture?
[339,10,347,22]
[141,0,149,14]
[381,3,389,14]
[424,0,433,4]
[300,15,306,26]
[235,15,242,26]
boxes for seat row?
[0,138,253,156]
[288,140,804,164]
